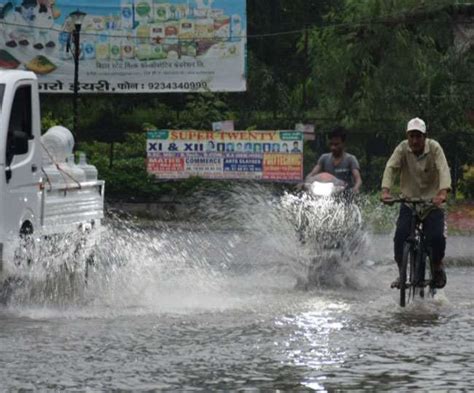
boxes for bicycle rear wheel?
[400,243,415,307]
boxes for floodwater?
[0,186,473,391]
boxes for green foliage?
[307,0,474,140]
[303,0,474,195]
[359,192,398,233]
[40,95,73,132]
[40,111,62,133]
[174,93,232,129]
[78,98,175,142]
[303,141,317,175]
[460,166,474,199]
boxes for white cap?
[406,117,426,133]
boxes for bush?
[460,166,474,200]
[359,192,398,234]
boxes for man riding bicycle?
[381,117,452,289]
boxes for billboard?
[147,130,304,182]
[0,0,246,93]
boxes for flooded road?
[0,190,473,390]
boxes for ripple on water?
[1,186,473,390]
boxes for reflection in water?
[280,301,349,391]
[0,184,473,390]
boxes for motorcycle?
[281,172,365,288]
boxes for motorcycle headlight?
[310,182,334,197]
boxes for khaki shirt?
[382,138,451,199]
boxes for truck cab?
[0,70,104,279]
[0,71,42,256]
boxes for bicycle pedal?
[391,282,410,289]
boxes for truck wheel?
[0,224,34,304]
[14,223,35,267]
[0,277,25,304]
[84,252,95,285]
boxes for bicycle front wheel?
[425,250,437,297]
[400,242,415,307]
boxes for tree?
[306,0,474,189]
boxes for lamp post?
[68,9,86,141]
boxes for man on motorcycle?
[381,117,451,289]
[305,126,362,194]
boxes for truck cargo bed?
[41,181,105,232]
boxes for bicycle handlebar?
[381,197,434,206]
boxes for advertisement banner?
[147,130,303,182]
[0,0,246,93]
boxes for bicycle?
[383,198,437,307]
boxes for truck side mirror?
[5,167,12,183]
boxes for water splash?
[279,190,370,289]
[3,184,381,311]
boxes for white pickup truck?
[0,70,104,286]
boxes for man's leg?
[392,204,412,286]
[423,208,447,288]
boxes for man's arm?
[296,159,322,190]
[433,143,452,207]
[306,163,322,180]
[305,154,325,182]
[381,143,403,200]
[432,189,449,207]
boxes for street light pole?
[72,23,81,140]
[67,9,86,143]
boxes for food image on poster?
[0,49,20,69]
[25,55,57,74]
[0,0,247,93]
